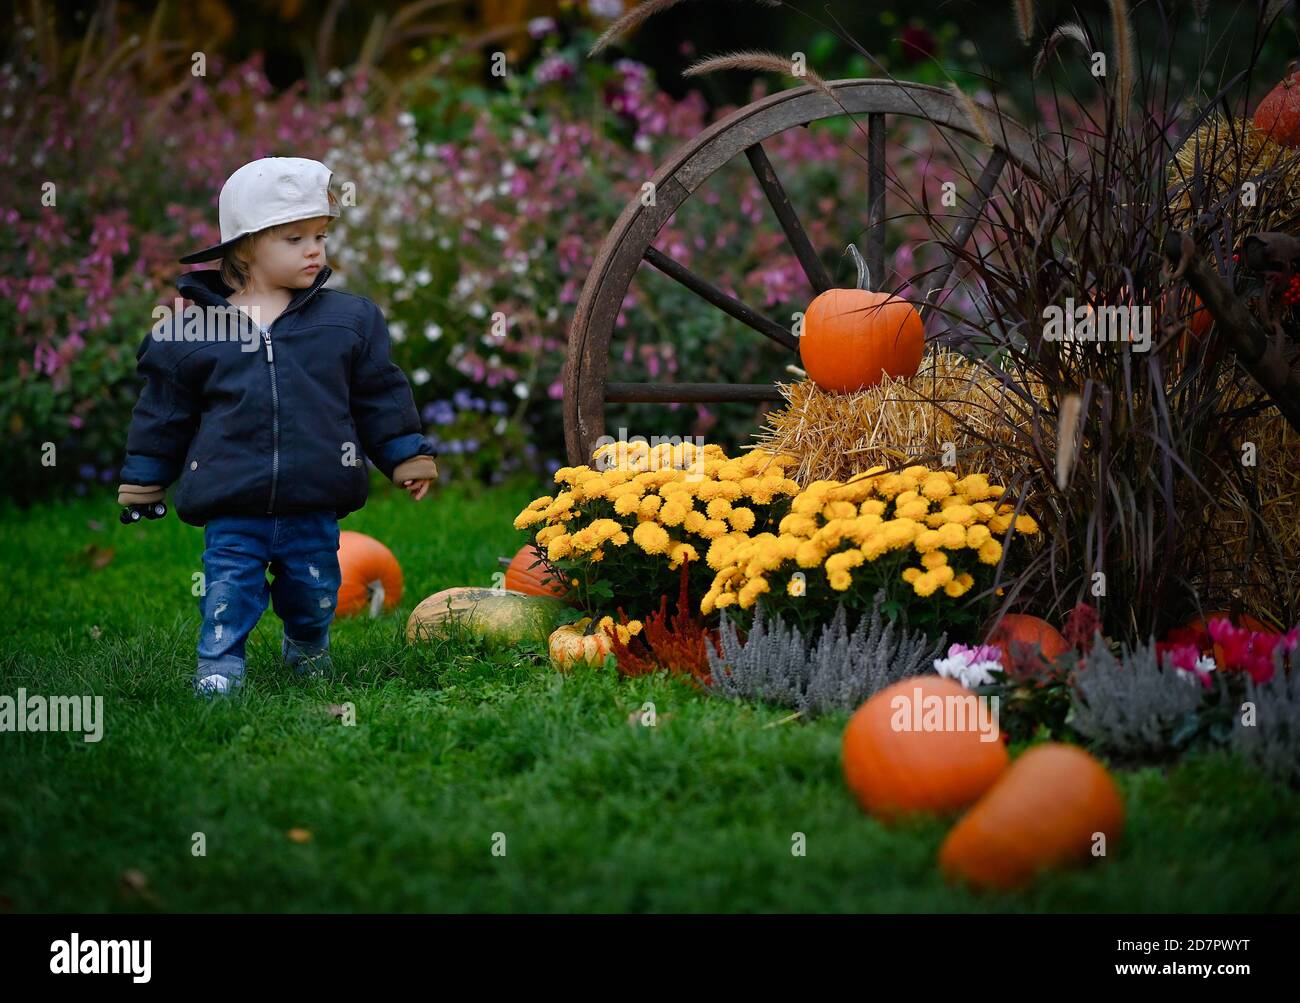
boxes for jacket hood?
[176,266,333,310]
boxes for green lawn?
[1,476,1297,913]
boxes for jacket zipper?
[263,323,280,514]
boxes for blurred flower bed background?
[1,0,989,501]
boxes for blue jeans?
[197,511,342,687]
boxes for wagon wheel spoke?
[642,245,799,352]
[606,382,784,403]
[744,142,833,294]
[866,113,887,285]
[919,148,1008,329]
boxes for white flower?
[934,644,1003,689]
[1194,655,1217,674]
[424,323,442,341]
[389,323,405,342]
[412,368,430,386]
[468,302,487,319]
[385,265,405,283]
[514,381,529,399]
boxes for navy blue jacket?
[119,266,437,526]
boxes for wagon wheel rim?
[563,77,1047,465]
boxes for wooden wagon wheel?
[563,78,1048,464]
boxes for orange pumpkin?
[988,613,1070,669]
[335,531,403,618]
[1183,611,1273,635]
[1253,65,1300,146]
[799,244,923,392]
[842,676,1009,822]
[504,544,566,598]
[939,743,1125,890]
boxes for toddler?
[117,157,439,697]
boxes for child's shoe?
[283,635,334,679]
[194,673,239,698]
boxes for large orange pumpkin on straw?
[504,544,566,598]
[939,742,1125,890]
[335,531,403,618]
[842,675,1008,822]
[799,244,923,392]
[988,613,1070,669]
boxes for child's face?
[251,216,330,290]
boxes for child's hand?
[403,478,431,501]
[392,455,439,501]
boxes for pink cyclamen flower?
[933,643,1004,688]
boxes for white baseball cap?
[179,157,340,264]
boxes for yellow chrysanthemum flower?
[795,540,827,568]
[659,501,689,527]
[547,534,573,561]
[740,574,772,600]
[683,510,708,534]
[728,507,757,532]
[912,572,940,597]
[966,524,992,548]
[706,497,732,520]
[828,570,853,591]
[944,572,975,598]
[921,550,948,569]
[895,500,930,521]
[1014,514,1040,534]
[937,523,967,549]
[535,524,566,546]
[513,508,546,529]
[942,504,978,527]
[613,493,640,516]
[914,529,943,554]
[570,528,600,552]
[591,518,622,541]
[901,566,923,584]
[633,521,670,555]
[668,542,699,569]
[860,500,886,517]
[978,539,1004,565]
[822,500,859,521]
[921,475,954,500]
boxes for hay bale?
[1204,411,1300,623]
[1168,115,1300,234]
[748,352,1034,485]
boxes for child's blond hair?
[220,188,339,292]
